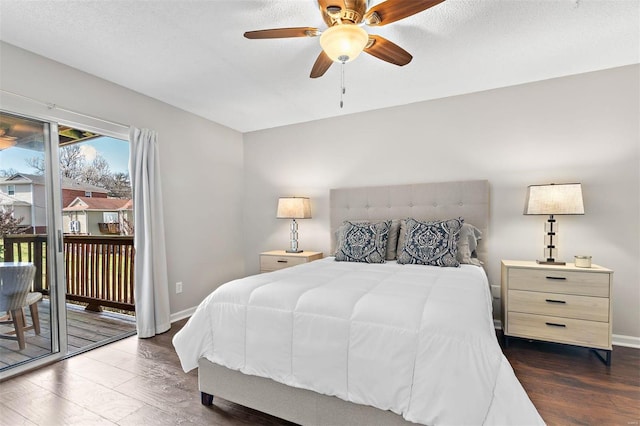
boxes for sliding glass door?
[0,110,67,377]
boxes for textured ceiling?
[0,0,638,133]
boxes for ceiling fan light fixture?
[320,24,368,63]
[0,136,17,150]
[0,127,17,150]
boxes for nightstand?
[260,250,323,273]
[501,260,613,365]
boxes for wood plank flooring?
[0,320,638,425]
[1,299,136,370]
[0,318,291,426]
[499,332,640,425]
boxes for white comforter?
[173,258,544,425]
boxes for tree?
[24,155,45,175]
[81,158,132,198]
[25,145,132,199]
[109,172,132,199]
[0,168,18,177]
[26,145,87,179]
[121,216,134,236]
[0,209,27,259]
[0,209,29,260]
[59,145,86,179]
[0,209,26,237]
[82,156,112,187]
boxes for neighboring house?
[0,173,109,233]
[63,196,133,236]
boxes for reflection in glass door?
[0,111,66,375]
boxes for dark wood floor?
[0,319,638,425]
[499,332,640,426]
[1,299,136,370]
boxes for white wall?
[0,42,245,315]
[243,65,640,340]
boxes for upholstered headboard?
[329,180,490,265]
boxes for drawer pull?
[545,276,567,281]
[545,299,567,304]
[277,260,288,263]
[545,322,567,328]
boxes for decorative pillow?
[457,223,483,266]
[397,218,463,267]
[335,221,391,263]
[335,220,400,260]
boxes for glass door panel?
[0,111,66,376]
[59,129,136,355]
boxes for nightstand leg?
[591,349,612,366]
[201,392,214,406]
[504,335,510,348]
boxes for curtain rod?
[1,89,129,130]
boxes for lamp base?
[536,259,566,266]
[286,249,304,253]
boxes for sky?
[0,136,130,175]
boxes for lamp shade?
[524,183,584,215]
[319,24,368,63]
[277,197,312,219]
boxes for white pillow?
[457,223,483,266]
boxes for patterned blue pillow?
[397,218,463,267]
[335,221,391,263]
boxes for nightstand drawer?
[508,290,609,322]
[259,251,323,273]
[508,268,610,297]
[508,312,610,349]
[260,255,308,272]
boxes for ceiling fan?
[244,0,446,78]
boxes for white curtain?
[129,127,171,338]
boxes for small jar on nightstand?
[260,250,323,273]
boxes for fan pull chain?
[340,60,346,108]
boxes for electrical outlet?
[490,284,501,300]
[176,281,183,294]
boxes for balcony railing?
[2,234,135,312]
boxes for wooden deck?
[0,298,136,370]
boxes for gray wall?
[243,65,640,339]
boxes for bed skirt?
[198,358,417,426]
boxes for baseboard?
[170,306,196,323]
[493,319,503,330]
[612,334,640,349]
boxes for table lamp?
[524,183,584,265]
[277,197,311,253]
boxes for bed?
[173,180,545,425]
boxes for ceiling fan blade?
[310,51,333,78]
[364,0,445,26]
[244,27,319,39]
[364,35,412,66]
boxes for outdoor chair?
[25,291,43,334]
[0,263,38,350]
